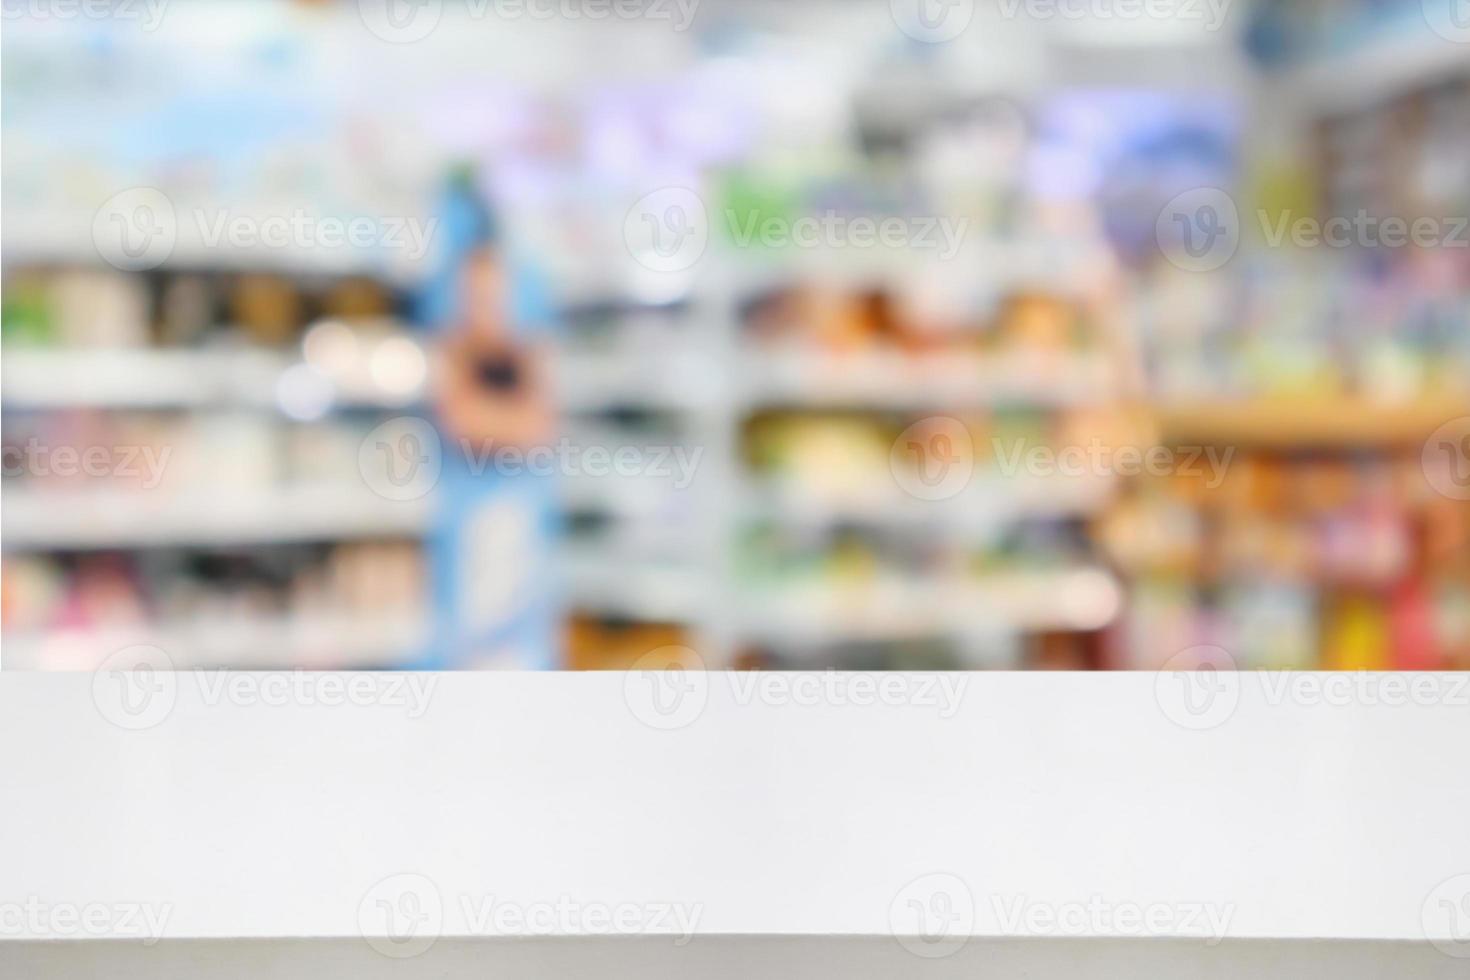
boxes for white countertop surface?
[1,670,1467,954]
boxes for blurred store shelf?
[1271,26,1470,113]
[1,614,425,670]
[558,477,697,524]
[555,348,720,413]
[729,236,1101,298]
[1155,396,1470,447]
[3,348,289,409]
[2,346,426,411]
[3,485,430,550]
[5,0,1466,673]
[737,566,1123,645]
[740,471,1116,530]
[561,548,707,622]
[738,350,1114,409]
[2,226,426,286]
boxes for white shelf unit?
[1,341,434,668]
[737,349,1115,410]
[2,348,291,410]
[735,566,1124,645]
[551,258,1127,669]
[549,278,739,662]
[2,615,425,670]
[3,485,432,551]
[2,343,427,411]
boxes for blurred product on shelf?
[563,615,693,671]
[739,283,1099,355]
[2,541,426,670]
[1101,453,1470,670]
[2,267,400,350]
[0,260,435,665]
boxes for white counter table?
[2,670,1468,977]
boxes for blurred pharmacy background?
[3,0,1469,671]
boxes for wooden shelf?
[1154,397,1470,448]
